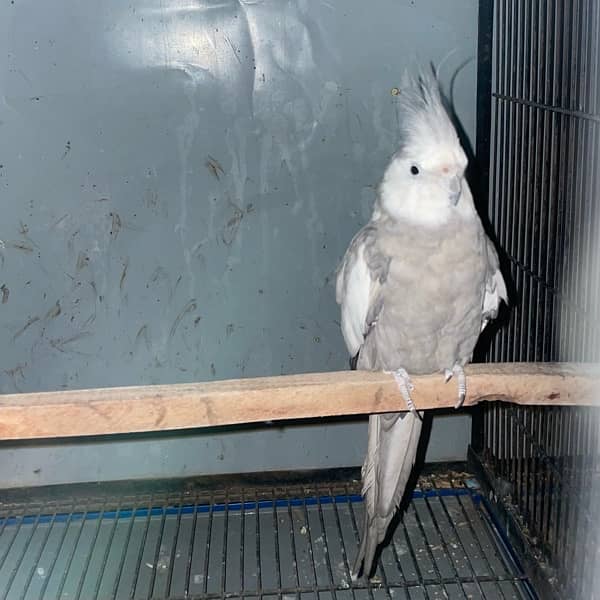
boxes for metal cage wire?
[0,477,534,600]
[476,0,600,598]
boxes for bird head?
[377,70,473,227]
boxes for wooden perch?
[0,363,598,440]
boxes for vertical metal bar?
[520,0,535,362]
[564,2,578,362]
[548,407,560,558]
[511,400,518,499]
[526,408,534,524]
[254,491,262,596]
[489,0,501,362]
[542,408,555,550]
[0,514,42,600]
[219,495,228,597]
[166,497,185,598]
[569,2,584,362]
[329,494,360,600]
[18,512,57,600]
[556,1,567,359]
[271,492,282,594]
[55,503,96,600]
[528,410,538,527]
[580,113,596,360]
[328,491,352,586]
[539,409,550,549]
[239,491,246,595]
[505,0,518,361]
[497,404,504,478]
[184,500,199,599]
[515,406,524,517]
[499,0,510,361]
[590,119,600,362]
[397,510,431,598]
[535,409,545,539]
[476,0,495,211]
[494,402,501,475]
[564,410,580,595]
[579,0,590,113]
[573,410,592,599]
[74,507,107,600]
[498,404,504,479]
[556,406,567,566]
[130,499,155,600]
[568,409,583,591]
[452,498,507,599]
[587,18,599,327]
[91,508,120,600]
[0,514,23,578]
[531,0,542,361]
[433,493,486,598]
[0,513,10,568]
[494,0,506,360]
[514,0,527,363]
[489,0,500,234]
[522,405,529,521]
[37,507,78,600]
[146,507,168,600]
[583,409,600,597]
[546,4,562,361]
[421,497,468,599]
[558,409,575,584]
[572,409,588,600]
[287,498,300,592]
[537,0,552,361]
[410,502,444,586]
[315,494,339,600]
[574,2,590,362]
[111,503,138,600]
[504,403,510,480]
[534,408,544,544]
[301,495,320,594]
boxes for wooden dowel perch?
[0,363,598,440]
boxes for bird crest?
[395,69,461,158]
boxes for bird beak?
[449,176,462,206]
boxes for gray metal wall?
[0,0,479,487]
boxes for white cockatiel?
[336,70,507,578]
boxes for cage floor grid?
[0,476,535,600]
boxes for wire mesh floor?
[0,472,535,600]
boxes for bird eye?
[410,165,419,175]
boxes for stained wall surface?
[0,0,479,487]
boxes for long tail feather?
[352,410,423,579]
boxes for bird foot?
[444,365,466,409]
[386,368,420,417]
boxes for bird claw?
[387,368,420,418]
[444,365,466,409]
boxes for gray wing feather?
[336,225,389,356]
[481,239,508,330]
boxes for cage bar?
[475,1,600,597]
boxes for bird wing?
[336,225,388,357]
[481,239,508,330]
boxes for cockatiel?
[336,70,507,579]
